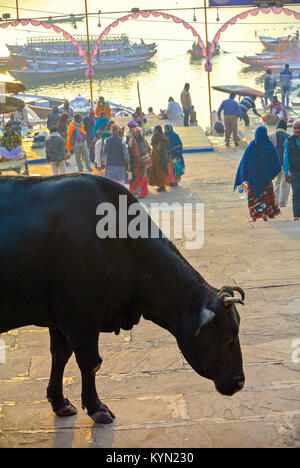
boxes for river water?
[0,0,299,126]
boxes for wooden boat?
[10,65,87,81]
[0,94,25,113]
[6,35,157,70]
[188,41,220,60]
[212,85,264,98]
[260,35,299,52]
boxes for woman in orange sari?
[148,126,169,192]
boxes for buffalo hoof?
[48,397,77,417]
[55,402,77,417]
[90,410,114,424]
[89,402,116,424]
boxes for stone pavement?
[0,146,300,448]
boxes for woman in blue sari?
[93,112,109,137]
[234,126,281,221]
[164,125,185,187]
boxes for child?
[189,106,197,126]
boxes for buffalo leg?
[73,331,115,424]
[47,327,77,417]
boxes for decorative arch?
[205,6,300,72]
[0,19,89,67]
[91,10,206,73]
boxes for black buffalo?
[0,175,245,424]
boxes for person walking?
[93,111,110,137]
[83,109,96,150]
[264,69,277,105]
[239,95,262,126]
[280,64,293,109]
[61,99,74,120]
[164,124,185,187]
[104,125,130,184]
[127,121,150,198]
[45,127,66,175]
[180,83,192,127]
[95,130,110,173]
[66,114,91,172]
[217,92,241,147]
[47,106,61,131]
[234,126,281,222]
[269,120,290,207]
[283,121,300,221]
[148,125,169,192]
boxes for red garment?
[247,182,280,220]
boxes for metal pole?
[204,0,213,131]
[16,0,19,19]
[84,0,93,108]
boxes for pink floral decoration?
[111,20,119,28]
[20,20,30,26]
[162,13,171,20]
[238,11,249,20]
[130,13,140,20]
[272,7,283,14]
[205,60,213,72]
[31,20,41,26]
[183,22,191,30]
[249,8,259,16]
[229,16,238,25]
[283,8,293,16]
[85,67,95,78]
[141,11,151,18]
[220,23,229,32]
[120,15,130,22]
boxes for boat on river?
[5,34,157,71]
[260,34,299,52]
[188,41,220,60]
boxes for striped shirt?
[239,97,260,116]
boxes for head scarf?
[164,124,182,150]
[234,126,281,197]
[151,125,169,146]
[101,130,110,141]
[277,119,287,131]
[93,114,109,137]
[56,113,69,135]
[128,120,137,128]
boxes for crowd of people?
[234,121,300,222]
[44,97,185,198]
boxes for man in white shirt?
[167,97,182,121]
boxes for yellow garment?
[95,102,111,120]
[66,121,86,151]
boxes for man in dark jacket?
[264,69,277,105]
[45,127,66,175]
[283,121,300,220]
[47,107,60,131]
[270,120,290,207]
[83,109,96,150]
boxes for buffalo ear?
[194,308,215,336]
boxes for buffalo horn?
[223,297,244,306]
